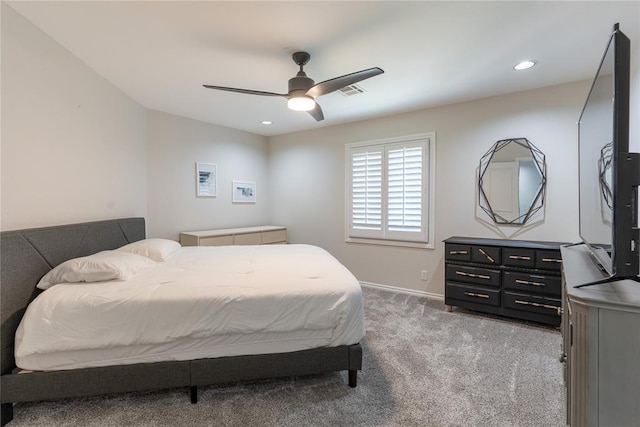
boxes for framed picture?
[196,163,217,197]
[232,181,256,203]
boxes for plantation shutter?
[348,138,429,243]
[387,145,423,231]
[351,149,383,237]
[385,141,427,241]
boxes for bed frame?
[0,218,362,426]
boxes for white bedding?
[15,244,364,371]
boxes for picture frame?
[196,162,217,197]
[232,181,256,203]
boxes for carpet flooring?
[8,286,565,426]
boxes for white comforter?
[15,244,364,371]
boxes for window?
[346,133,436,248]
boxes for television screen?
[578,23,637,280]
[578,34,614,274]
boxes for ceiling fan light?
[288,96,315,112]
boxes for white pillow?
[117,238,181,262]
[37,251,157,290]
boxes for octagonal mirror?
[478,138,546,225]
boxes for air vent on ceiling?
[338,84,366,97]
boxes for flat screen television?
[578,23,640,284]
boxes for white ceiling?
[7,1,640,137]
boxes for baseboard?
[359,281,444,301]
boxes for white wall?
[146,110,270,240]
[1,4,147,231]
[268,81,590,296]
[1,5,270,239]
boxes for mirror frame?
[598,141,613,210]
[478,138,546,225]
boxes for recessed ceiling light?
[514,60,536,71]
[261,120,272,125]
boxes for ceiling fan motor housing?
[288,73,315,97]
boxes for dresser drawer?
[503,291,561,317]
[234,232,262,245]
[446,282,500,307]
[199,235,234,246]
[262,229,287,244]
[446,264,500,288]
[471,245,501,265]
[503,248,535,268]
[535,250,563,271]
[503,271,561,296]
[179,233,199,246]
[445,244,471,261]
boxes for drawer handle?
[542,258,562,263]
[450,250,468,255]
[514,299,559,313]
[478,248,495,263]
[455,271,491,280]
[464,292,490,299]
[515,279,545,287]
[509,255,531,261]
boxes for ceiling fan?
[203,51,384,121]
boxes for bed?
[0,218,363,426]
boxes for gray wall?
[268,81,590,296]
[1,5,271,240]
[1,4,147,231]
[146,110,270,240]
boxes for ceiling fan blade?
[308,102,324,121]
[305,67,384,98]
[203,85,287,97]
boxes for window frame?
[344,132,436,249]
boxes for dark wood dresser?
[444,236,564,326]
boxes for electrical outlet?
[421,270,428,281]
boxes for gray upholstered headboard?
[0,217,145,374]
